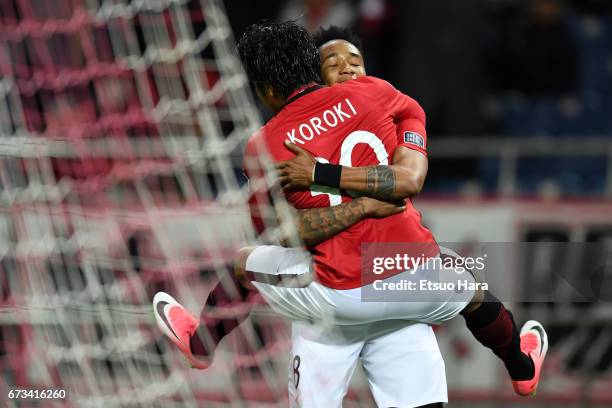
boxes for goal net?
[0,0,322,406]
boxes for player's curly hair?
[313,26,362,51]
[237,21,321,99]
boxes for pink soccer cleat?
[512,320,549,396]
[153,292,211,369]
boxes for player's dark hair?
[314,26,362,51]
[237,21,321,99]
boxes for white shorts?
[246,245,463,407]
[288,320,447,408]
[247,245,475,326]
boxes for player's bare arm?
[276,142,428,200]
[294,196,405,247]
[248,150,403,246]
[349,147,428,200]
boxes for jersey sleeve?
[366,76,428,155]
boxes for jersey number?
[293,355,301,389]
[310,131,389,205]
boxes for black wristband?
[313,162,342,188]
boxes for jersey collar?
[280,83,324,110]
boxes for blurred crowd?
[225,0,612,137]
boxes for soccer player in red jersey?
[285,26,447,407]
[154,22,548,403]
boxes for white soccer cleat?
[512,320,549,396]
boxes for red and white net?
[0,0,304,406]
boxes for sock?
[189,273,259,358]
[461,292,534,381]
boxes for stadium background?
[1,0,611,407]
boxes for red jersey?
[245,76,437,289]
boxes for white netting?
[0,0,314,406]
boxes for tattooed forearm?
[365,166,396,200]
[296,200,366,247]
